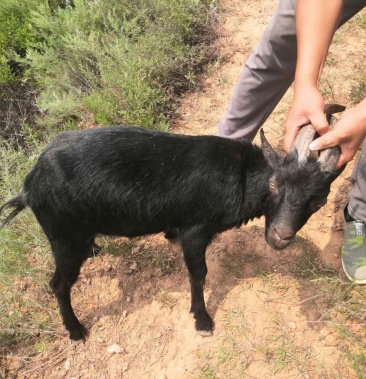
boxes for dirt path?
[15,1,365,378]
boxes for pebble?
[64,360,71,371]
[107,343,123,354]
[288,322,297,330]
[132,246,141,254]
[129,262,138,271]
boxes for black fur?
[0,126,343,340]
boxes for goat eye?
[269,182,277,190]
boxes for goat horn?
[290,123,316,163]
[317,115,340,171]
[291,103,345,170]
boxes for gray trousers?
[218,0,366,221]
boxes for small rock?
[107,343,123,354]
[288,322,297,330]
[126,296,131,303]
[129,262,138,271]
[131,246,141,254]
[122,310,128,318]
[104,264,112,272]
[213,243,227,252]
[64,360,71,371]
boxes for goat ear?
[260,129,281,168]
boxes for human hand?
[283,85,329,152]
[309,99,366,169]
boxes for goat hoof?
[195,312,214,336]
[69,324,88,341]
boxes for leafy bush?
[27,0,218,128]
[0,0,38,83]
[0,0,41,144]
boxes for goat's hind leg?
[180,227,214,336]
[49,238,93,340]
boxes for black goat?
[0,105,345,340]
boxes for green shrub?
[0,1,44,144]
[0,0,217,134]
[27,0,218,128]
[0,0,40,83]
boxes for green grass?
[0,133,60,367]
[23,0,219,130]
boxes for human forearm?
[295,0,344,88]
[284,0,345,152]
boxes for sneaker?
[341,205,366,284]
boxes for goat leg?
[49,267,87,340]
[180,227,214,336]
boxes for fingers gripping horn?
[291,104,346,171]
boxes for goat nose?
[274,225,294,241]
[271,225,295,249]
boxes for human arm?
[283,0,344,152]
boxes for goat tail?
[0,191,28,229]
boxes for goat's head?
[261,104,346,250]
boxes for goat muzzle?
[267,224,295,250]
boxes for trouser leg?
[348,142,366,223]
[217,0,366,140]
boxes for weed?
[0,132,59,360]
[157,291,178,309]
[221,250,263,280]
[353,11,366,29]
[201,365,217,379]
[97,237,180,275]
[349,76,366,105]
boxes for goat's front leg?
[180,227,214,336]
